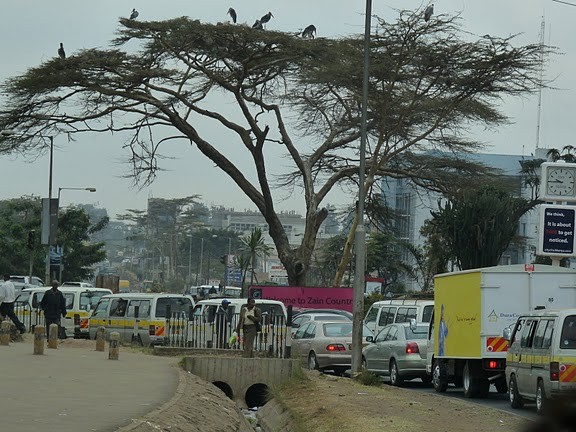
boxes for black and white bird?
[227,7,237,24]
[424,4,434,22]
[252,19,263,30]
[58,42,66,59]
[129,8,139,20]
[260,11,274,26]
[302,24,317,39]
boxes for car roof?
[293,308,353,317]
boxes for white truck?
[427,264,576,398]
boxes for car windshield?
[314,315,349,321]
[404,325,429,340]
[324,322,372,337]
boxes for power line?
[552,0,576,7]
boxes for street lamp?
[58,187,97,202]
[350,0,372,376]
[56,187,96,281]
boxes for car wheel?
[389,359,404,386]
[308,352,319,371]
[536,380,548,415]
[463,361,486,398]
[432,359,448,393]
[509,375,524,409]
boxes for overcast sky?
[0,0,573,220]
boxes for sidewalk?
[0,338,180,432]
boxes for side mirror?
[366,335,374,343]
[503,326,512,341]
[409,318,417,331]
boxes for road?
[392,379,538,420]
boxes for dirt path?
[273,371,531,432]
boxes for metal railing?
[164,308,288,357]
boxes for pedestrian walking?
[40,280,67,339]
[216,299,234,348]
[0,273,27,334]
[236,298,262,358]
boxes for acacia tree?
[0,11,546,285]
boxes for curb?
[115,364,188,431]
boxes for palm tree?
[239,227,272,292]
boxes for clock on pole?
[540,162,576,202]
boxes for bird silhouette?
[58,43,66,59]
[302,24,317,39]
[129,8,139,20]
[252,19,263,30]
[260,12,273,26]
[424,4,434,22]
[227,8,237,24]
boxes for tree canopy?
[0,197,107,281]
[0,11,548,285]
[423,185,537,270]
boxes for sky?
[0,0,574,220]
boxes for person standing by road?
[236,298,262,358]
[216,299,234,348]
[40,280,67,338]
[0,273,27,334]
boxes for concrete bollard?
[33,325,45,355]
[0,320,11,346]
[109,331,120,360]
[95,326,106,352]
[48,323,59,349]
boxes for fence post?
[0,320,11,346]
[48,323,58,349]
[95,326,106,351]
[109,331,120,360]
[131,305,141,346]
[285,305,293,359]
[164,305,172,345]
[187,305,194,347]
[33,325,45,355]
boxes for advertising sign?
[248,286,354,312]
[538,204,576,256]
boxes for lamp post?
[57,187,97,202]
[350,0,372,376]
[56,187,96,281]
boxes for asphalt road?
[389,378,539,420]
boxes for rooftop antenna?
[535,15,545,151]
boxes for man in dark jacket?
[40,280,67,338]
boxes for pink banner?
[249,286,353,312]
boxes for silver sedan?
[291,320,373,375]
[362,322,431,386]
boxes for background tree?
[423,184,537,270]
[0,11,547,285]
[0,196,107,281]
[57,207,108,281]
[239,227,272,292]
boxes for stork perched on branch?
[227,7,237,24]
[302,24,317,39]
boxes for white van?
[15,286,112,337]
[88,293,195,346]
[505,308,576,414]
[364,299,434,336]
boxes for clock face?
[547,167,576,196]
